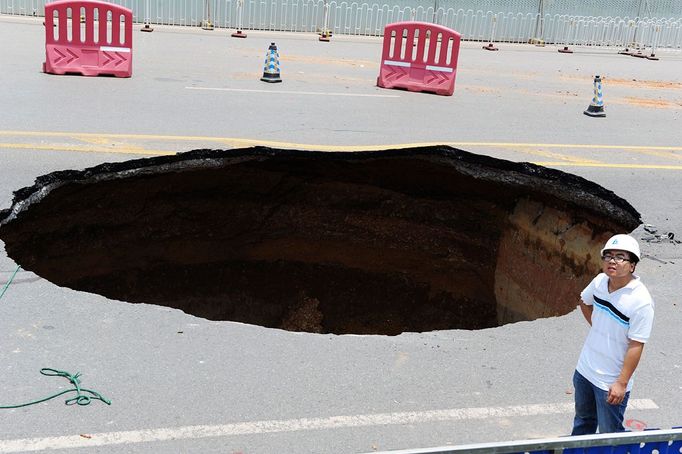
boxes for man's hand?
[607,381,627,405]
[607,340,645,406]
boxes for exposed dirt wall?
[494,198,612,324]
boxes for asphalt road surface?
[1,15,681,454]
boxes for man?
[572,234,654,434]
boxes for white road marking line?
[0,400,658,453]
[185,86,400,98]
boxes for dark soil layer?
[0,146,640,335]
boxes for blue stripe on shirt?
[593,297,630,326]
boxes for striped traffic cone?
[583,75,606,117]
[260,42,282,83]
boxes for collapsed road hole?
[0,146,640,335]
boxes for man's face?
[601,248,635,278]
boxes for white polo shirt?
[576,273,654,392]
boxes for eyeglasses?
[601,254,630,263]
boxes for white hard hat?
[601,234,641,261]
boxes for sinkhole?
[0,146,640,335]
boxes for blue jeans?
[572,370,630,435]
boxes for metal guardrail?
[362,427,682,454]
[474,12,682,50]
[1,0,681,49]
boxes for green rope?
[1,269,111,408]
[0,265,21,301]
[0,368,111,409]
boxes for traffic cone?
[260,42,282,83]
[584,75,606,117]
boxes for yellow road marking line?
[2,131,682,152]
[534,162,682,170]
[630,148,682,161]
[74,135,113,145]
[0,143,175,156]
[4,143,681,170]
[515,146,602,163]
[2,131,682,170]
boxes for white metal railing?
[362,427,682,454]
[2,0,681,49]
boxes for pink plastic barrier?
[377,22,461,96]
[43,0,133,77]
